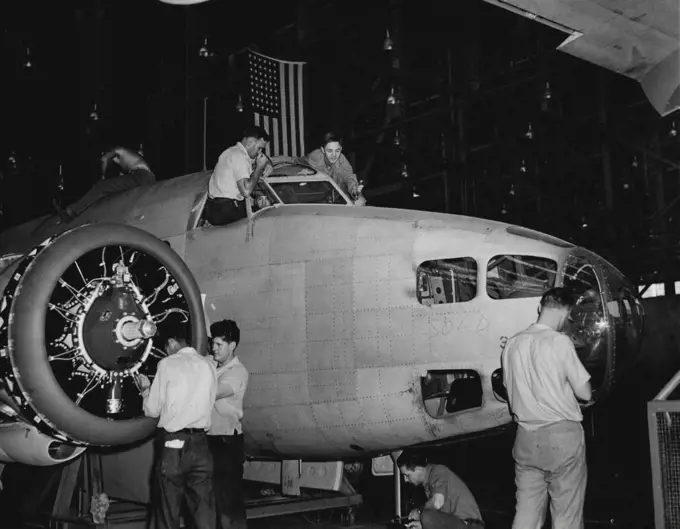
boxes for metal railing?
[648,374,680,528]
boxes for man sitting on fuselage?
[54,146,155,222]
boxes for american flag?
[248,50,307,157]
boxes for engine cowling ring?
[0,223,207,446]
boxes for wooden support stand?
[43,451,361,529]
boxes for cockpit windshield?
[268,181,349,205]
[269,164,317,177]
[562,257,609,392]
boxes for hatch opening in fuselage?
[421,369,483,419]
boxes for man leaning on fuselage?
[304,132,366,206]
[204,127,272,226]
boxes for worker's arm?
[423,492,445,511]
[572,379,592,402]
[214,368,247,415]
[216,377,235,401]
[100,150,118,178]
[236,153,270,198]
[560,335,592,402]
[142,360,167,418]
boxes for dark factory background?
[0,0,680,294]
[1,2,679,528]
[3,0,679,297]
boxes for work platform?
[38,447,363,529]
[45,492,363,529]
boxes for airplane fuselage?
[0,171,643,459]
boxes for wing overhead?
[484,0,680,116]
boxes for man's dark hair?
[396,450,429,471]
[539,287,577,311]
[321,131,344,148]
[243,126,270,142]
[165,327,190,347]
[210,319,241,347]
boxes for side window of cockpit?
[417,258,477,306]
[486,255,557,300]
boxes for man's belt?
[463,519,484,527]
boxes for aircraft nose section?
[563,289,612,402]
[562,252,645,406]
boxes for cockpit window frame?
[486,254,558,300]
[187,168,354,231]
[266,178,352,206]
[416,257,479,306]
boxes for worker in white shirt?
[501,287,592,529]
[207,320,250,529]
[136,329,217,529]
[205,126,272,226]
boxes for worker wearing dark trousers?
[207,320,250,529]
[137,330,217,529]
[209,432,246,529]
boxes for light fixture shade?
[543,81,552,100]
[386,87,397,105]
[383,30,393,51]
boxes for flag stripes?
[249,50,306,157]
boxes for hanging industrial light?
[632,156,638,168]
[540,81,551,112]
[412,185,420,199]
[400,162,409,178]
[393,128,401,146]
[501,203,508,215]
[199,37,210,58]
[90,103,99,121]
[581,216,588,229]
[519,159,527,173]
[509,184,516,196]
[671,121,678,138]
[138,143,144,156]
[383,29,393,51]
[24,47,32,68]
[58,165,64,192]
[543,81,552,100]
[235,94,244,113]
[387,86,397,105]
[525,122,533,139]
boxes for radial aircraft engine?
[0,170,644,466]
